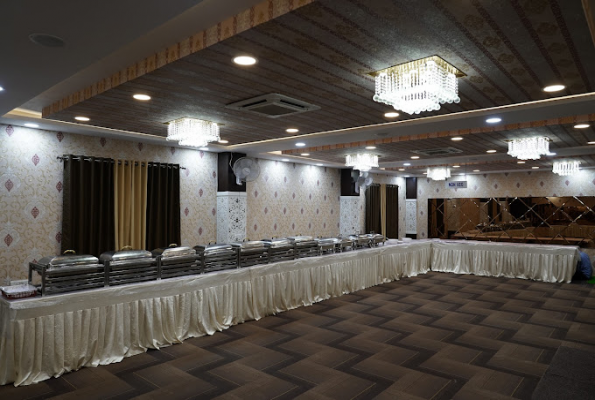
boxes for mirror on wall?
[428,196,595,247]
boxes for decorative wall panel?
[405,199,417,235]
[340,196,364,236]
[217,192,247,243]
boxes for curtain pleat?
[62,155,114,256]
[114,160,148,250]
[380,184,387,237]
[386,185,399,239]
[146,163,181,251]
[365,184,381,234]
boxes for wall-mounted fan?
[232,157,260,185]
[355,171,373,193]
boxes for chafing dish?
[349,234,371,248]
[262,238,295,263]
[288,236,319,258]
[152,245,200,279]
[29,252,105,295]
[100,249,157,286]
[370,233,386,246]
[231,241,268,267]
[338,237,354,252]
[193,244,238,272]
[317,237,341,254]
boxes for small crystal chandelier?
[345,153,379,171]
[507,137,549,160]
[553,160,580,176]
[167,118,220,148]
[426,167,451,181]
[372,56,464,115]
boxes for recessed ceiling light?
[398,168,405,171]
[574,124,590,129]
[218,139,229,144]
[316,163,323,166]
[453,165,461,168]
[74,116,90,122]
[588,141,595,145]
[451,136,463,141]
[286,128,299,133]
[24,123,39,128]
[233,56,257,66]
[133,94,151,101]
[403,162,411,166]
[384,112,399,118]
[546,152,557,156]
[300,153,310,157]
[532,166,540,169]
[517,161,525,164]
[473,169,480,172]
[365,146,376,150]
[422,172,428,174]
[199,147,209,151]
[486,150,497,153]
[296,142,306,147]
[380,167,386,170]
[411,156,420,159]
[486,117,502,124]
[281,159,289,162]
[0,86,4,92]
[543,84,565,92]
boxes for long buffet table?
[0,241,432,386]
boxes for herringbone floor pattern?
[3,272,595,399]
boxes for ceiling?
[2,0,595,177]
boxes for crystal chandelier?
[167,118,220,148]
[372,56,463,115]
[507,137,549,160]
[426,167,451,181]
[345,153,379,171]
[553,160,580,176]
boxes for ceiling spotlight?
[588,141,595,145]
[486,117,502,124]
[384,112,399,118]
[301,153,310,156]
[0,86,4,92]
[451,136,463,141]
[486,150,497,153]
[365,146,376,150]
[199,147,209,151]
[574,124,590,129]
[233,56,257,66]
[75,116,90,122]
[133,94,151,101]
[517,161,525,164]
[296,142,306,147]
[546,152,557,156]
[403,162,411,166]
[316,163,323,166]
[281,159,289,162]
[24,123,39,128]
[532,166,540,169]
[218,139,229,144]
[473,169,480,172]
[398,168,405,171]
[543,84,565,92]
[411,156,420,159]
[452,165,461,168]
[286,128,299,133]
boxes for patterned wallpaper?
[246,160,341,240]
[0,124,218,280]
[417,170,595,238]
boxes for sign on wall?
[446,181,467,189]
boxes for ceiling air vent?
[226,93,320,118]
[412,147,463,157]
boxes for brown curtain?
[365,184,381,234]
[62,155,114,256]
[386,185,399,238]
[114,160,148,250]
[380,184,387,237]
[145,162,181,250]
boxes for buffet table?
[0,241,431,386]
[431,240,580,283]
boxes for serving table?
[0,241,431,386]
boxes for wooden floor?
[2,272,595,399]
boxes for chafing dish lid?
[152,246,195,257]
[317,238,341,244]
[231,240,266,249]
[287,236,314,242]
[262,238,292,247]
[38,254,99,267]
[99,250,152,263]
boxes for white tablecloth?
[0,241,431,386]
[431,240,580,283]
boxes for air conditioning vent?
[412,147,463,157]
[226,93,320,118]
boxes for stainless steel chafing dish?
[316,237,341,254]
[369,233,386,246]
[338,237,354,252]
[288,236,319,258]
[152,245,200,279]
[193,244,238,272]
[231,241,268,268]
[100,249,157,285]
[262,238,295,263]
[349,234,371,248]
[29,252,105,295]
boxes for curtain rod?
[56,156,186,170]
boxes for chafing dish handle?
[63,250,76,255]
[121,245,132,250]
[168,243,178,248]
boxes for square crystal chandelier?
[507,137,549,160]
[167,118,220,148]
[372,56,464,115]
[426,167,451,181]
[553,160,580,176]
[345,153,379,171]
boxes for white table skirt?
[431,240,580,283]
[0,241,431,386]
